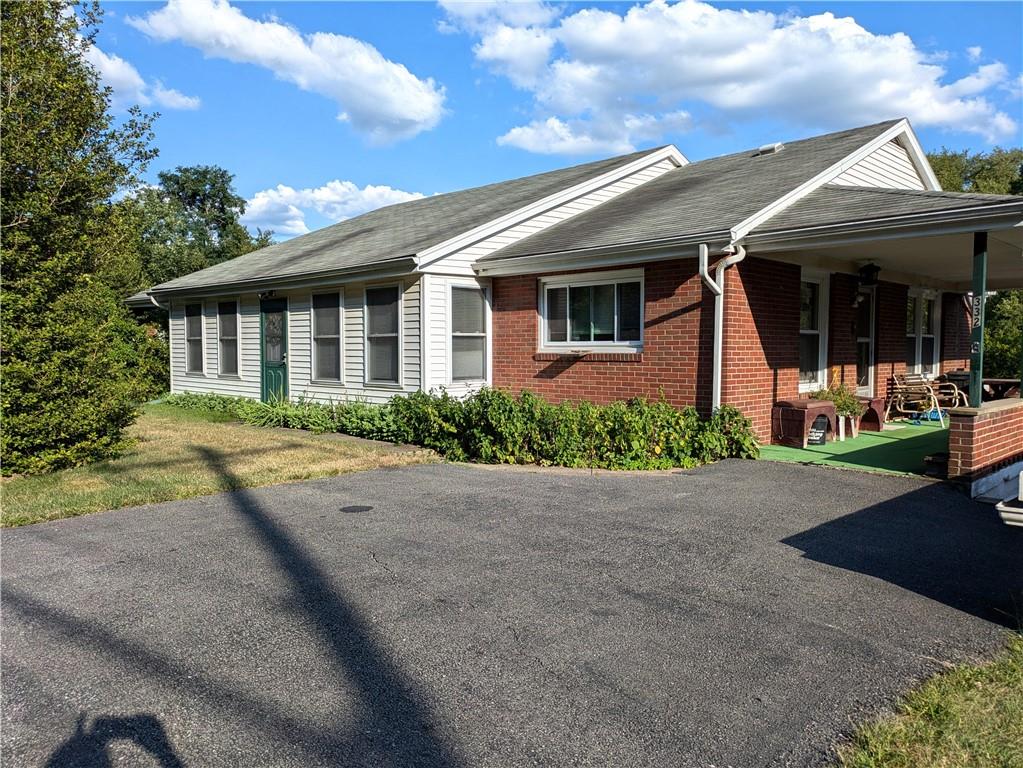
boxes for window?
[366,285,400,384]
[312,292,342,381]
[185,303,203,373]
[541,273,642,349]
[217,301,238,376]
[799,278,827,390]
[906,291,939,377]
[799,282,821,386]
[451,287,486,382]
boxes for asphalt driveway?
[3,460,1021,767]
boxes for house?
[130,118,1023,485]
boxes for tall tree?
[1,1,159,474]
[134,166,272,287]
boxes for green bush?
[1,283,155,475]
[165,388,759,469]
[808,383,866,419]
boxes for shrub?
[165,388,760,469]
[808,383,866,419]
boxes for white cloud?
[242,180,425,236]
[445,0,1019,152]
[127,0,445,143]
[84,43,200,110]
[967,45,983,62]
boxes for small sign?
[808,415,829,445]
[972,294,984,328]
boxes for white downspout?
[699,242,747,411]
[149,293,168,311]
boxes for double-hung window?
[541,272,642,350]
[312,292,342,381]
[451,286,486,382]
[217,301,239,376]
[799,274,828,390]
[366,285,400,384]
[185,303,203,374]
[906,291,938,377]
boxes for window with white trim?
[798,275,828,390]
[451,286,486,382]
[540,272,643,350]
[185,303,203,374]
[217,301,239,376]
[906,291,939,377]
[366,285,400,384]
[312,292,342,381]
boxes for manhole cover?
[340,505,374,514]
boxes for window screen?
[798,282,821,385]
[185,303,203,373]
[217,301,238,375]
[451,287,485,381]
[366,286,399,383]
[312,293,341,381]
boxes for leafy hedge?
[163,389,759,469]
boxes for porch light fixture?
[857,263,880,288]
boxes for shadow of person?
[46,712,184,767]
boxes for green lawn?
[1,403,436,527]
[838,636,1023,767]
[760,421,948,476]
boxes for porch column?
[969,232,987,408]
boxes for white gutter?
[700,242,747,411]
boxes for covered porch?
[750,191,1023,492]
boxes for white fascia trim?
[896,121,942,191]
[746,207,1023,251]
[415,145,687,270]
[730,119,941,242]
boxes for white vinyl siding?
[170,296,261,398]
[423,156,679,275]
[831,140,927,190]
[422,274,492,395]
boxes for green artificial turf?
[759,420,948,476]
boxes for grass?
[759,420,948,476]
[1,403,436,527]
[837,635,1023,767]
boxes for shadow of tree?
[46,712,184,768]
[782,483,1023,628]
[5,446,462,767]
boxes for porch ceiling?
[761,227,1023,291]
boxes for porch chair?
[883,374,952,427]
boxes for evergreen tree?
[1,1,158,473]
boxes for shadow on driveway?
[783,482,1023,628]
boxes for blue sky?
[90,1,1023,238]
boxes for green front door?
[260,298,288,401]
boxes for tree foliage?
[133,165,272,287]
[928,147,1023,382]
[927,147,1023,195]
[1,1,159,474]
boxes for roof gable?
[480,119,907,264]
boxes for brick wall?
[947,399,1023,480]
[874,281,909,395]
[719,258,801,438]
[491,259,715,413]
[941,292,971,373]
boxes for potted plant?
[809,383,866,440]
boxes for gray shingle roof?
[149,147,665,294]
[480,120,902,262]
[751,185,1023,233]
